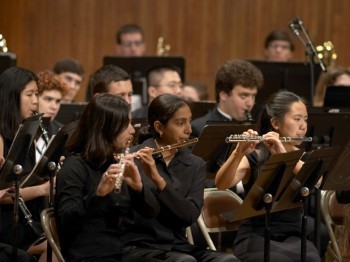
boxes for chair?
[197,188,243,251]
[320,190,350,261]
[40,207,65,262]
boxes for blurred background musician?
[88,64,133,105]
[313,66,350,107]
[115,23,146,57]
[215,91,321,262]
[35,70,68,162]
[264,29,295,62]
[191,59,263,137]
[122,94,238,261]
[53,58,84,103]
[0,67,50,260]
[182,81,209,103]
[55,94,159,261]
[132,64,183,119]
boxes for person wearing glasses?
[264,30,295,62]
[132,65,183,119]
[115,23,146,57]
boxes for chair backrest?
[197,188,243,250]
[321,190,349,261]
[40,207,65,262]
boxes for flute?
[225,135,312,143]
[114,137,133,193]
[151,138,199,154]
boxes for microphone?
[289,22,300,36]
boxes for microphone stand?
[289,17,327,106]
[12,164,23,261]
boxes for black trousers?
[122,246,240,262]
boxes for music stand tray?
[274,146,342,212]
[0,115,41,189]
[20,121,78,188]
[231,150,304,222]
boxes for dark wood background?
[0,0,348,101]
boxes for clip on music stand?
[273,146,341,262]
[0,114,41,259]
[191,123,256,179]
[228,150,304,262]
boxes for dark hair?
[138,94,189,143]
[258,91,307,135]
[0,67,38,141]
[264,30,295,51]
[147,65,181,87]
[53,58,84,77]
[65,94,130,167]
[89,64,130,95]
[116,23,144,44]
[257,91,306,166]
[215,59,263,102]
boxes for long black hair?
[65,94,130,167]
[0,67,38,141]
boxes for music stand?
[0,54,16,74]
[0,114,40,259]
[20,121,78,189]
[273,146,341,262]
[103,56,185,105]
[324,85,350,108]
[191,123,255,178]
[248,60,322,108]
[189,101,216,120]
[229,150,304,262]
[55,102,87,125]
[321,138,350,191]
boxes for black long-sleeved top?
[122,138,206,251]
[55,155,159,261]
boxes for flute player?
[215,91,321,262]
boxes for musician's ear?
[270,118,279,130]
[154,121,163,135]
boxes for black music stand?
[191,123,256,179]
[229,150,304,262]
[0,114,41,259]
[20,120,78,189]
[55,102,87,125]
[323,85,350,108]
[189,101,216,120]
[273,147,341,262]
[321,138,350,191]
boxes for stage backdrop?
[0,0,348,101]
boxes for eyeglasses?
[120,40,144,48]
[268,43,291,50]
[157,81,183,89]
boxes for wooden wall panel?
[0,0,349,101]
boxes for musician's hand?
[96,163,121,197]
[262,131,286,154]
[123,154,143,191]
[236,129,259,155]
[135,147,166,191]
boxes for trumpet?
[225,135,312,143]
[114,138,133,193]
[151,138,198,154]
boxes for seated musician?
[215,91,321,262]
[121,94,238,261]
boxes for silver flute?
[225,134,313,143]
[114,138,132,193]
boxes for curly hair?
[37,70,68,96]
[215,59,264,102]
